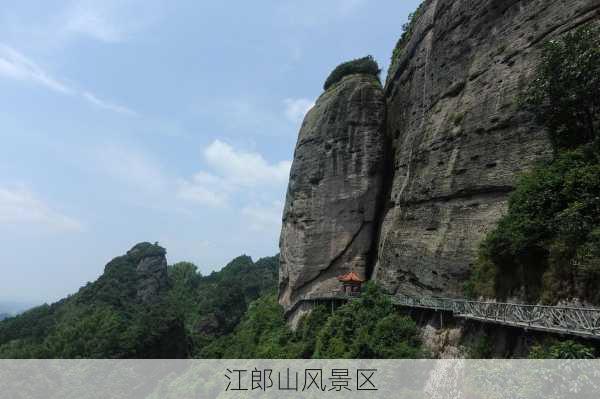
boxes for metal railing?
[391,294,600,339]
[295,292,600,339]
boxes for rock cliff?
[279,74,386,319]
[280,0,600,319]
[375,0,598,297]
[103,242,170,303]
[128,243,170,302]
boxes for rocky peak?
[128,242,169,302]
[279,71,387,323]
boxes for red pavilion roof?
[337,271,364,283]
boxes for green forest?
[0,244,275,358]
[0,242,424,359]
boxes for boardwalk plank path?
[297,293,600,340]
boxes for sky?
[0,0,421,306]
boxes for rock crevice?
[279,0,599,320]
[278,74,386,317]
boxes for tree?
[323,56,380,91]
[390,3,426,68]
[315,283,423,358]
[524,25,600,150]
[169,262,200,286]
[468,24,600,304]
[529,339,595,359]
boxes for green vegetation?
[529,339,595,359]
[180,254,279,356]
[323,56,380,91]
[0,243,184,358]
[522,25,599,150]
[466,25,600,305]
[467,336,493,359]
[203,283,424,359]
[452,112,465,126]
[314,283,423,358]
[0,245,423,359]
[389,3,425,74]
[199,294,324,359]
[0,245,278,359]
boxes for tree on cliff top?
[323,55,381,91]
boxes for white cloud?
[0,44,72,94]
[0,185,82,232]
[204,140,291,186]
[177,140,291,208]
[83,92,137,116]
[0,44,136,115]
[242,201,284,232]
[176,171,230,208]
[284,98,314,124]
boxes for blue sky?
[0,0,421,305]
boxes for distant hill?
[0,242,278,358]
[0,301,36,316]
[0,313,9,321]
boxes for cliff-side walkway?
[298,293,600,340]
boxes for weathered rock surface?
[127,242,169,302]
[373,0,599,297]
[279,0,600,321]
[279,74,386,319]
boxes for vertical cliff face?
[104,242,170,303]
[279,74,386,318]
[374,0,598,297]
[130,244,170,303]
[279,0,600,317]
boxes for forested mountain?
[0,243,278,358]
[0,242,424,359]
